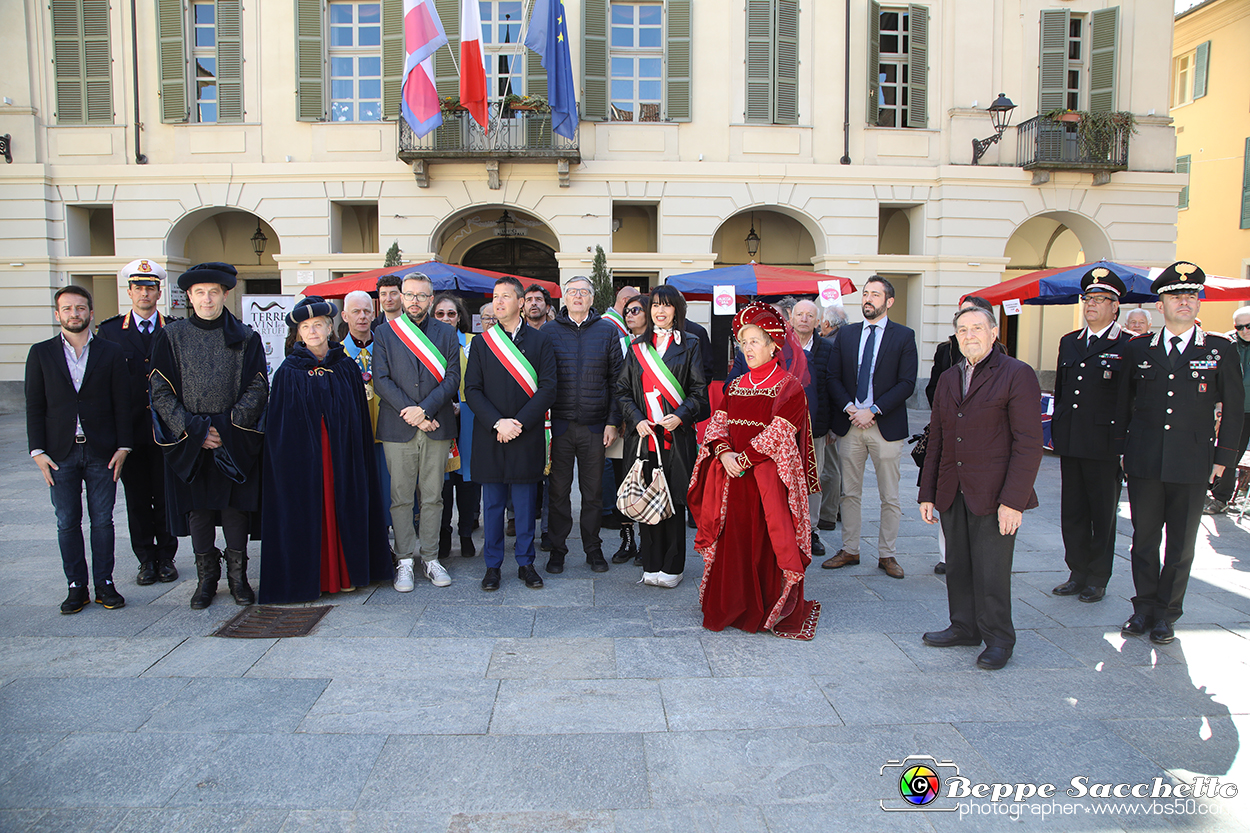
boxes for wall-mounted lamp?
[971,93,1017,165]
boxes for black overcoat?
[96,311,169,446]
[1052,323,1133,461]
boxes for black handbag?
[908,425,930,469]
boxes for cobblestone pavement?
[0,411,1247,832]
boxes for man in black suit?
[26,286,132,614]
[1115,262,1245,645]
[1051,268,1134,604]
[96,259,178,586]
[822,276,918,579]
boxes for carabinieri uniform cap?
[1080,266,1126,298]
[1151,261,1206,296]
[118,258,167,287]
[286,295,338,327]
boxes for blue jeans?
[49,443,118,587]
[482,483,537,569]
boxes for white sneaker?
[655,572,684,588]
[641,571,660,586]
[425,559,452,587]
[394,559,415,592]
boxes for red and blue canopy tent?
[302,261,561,299]
[966,260,1250,306]
[665,263,855,299]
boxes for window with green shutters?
[1192,40,1210,100]
[583,0,690,123]
[867,4,927,128]
[1240,138,1250,230]
[745,0,796,124]
[1177,154,1190,210]
[295,0,397,122]
[51,0,113,124]
[156,0,243,123]
[1038,6,1118,114]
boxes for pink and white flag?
[459,0,489,130]
[401,0,449,137]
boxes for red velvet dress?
[689,357,821,639]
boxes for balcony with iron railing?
[1015,113,1132,174]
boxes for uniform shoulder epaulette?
[98,314,123,326]
[1129,331,1152,340]
[1204,330,1232,341]
[1062,328,1083,338]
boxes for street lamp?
[745,216,761,259]
[496,210,522,237]
[971,93,1017,165]
[250,222,268,263]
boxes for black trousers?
[119,444,177,564]
[548,421,605,557]
[1059,455,1122,585]
[940,491,1017,650]
[1127,476,1205,623]
[1210,416,1250,503]
[188,508,249,554]
[440,472,481,537]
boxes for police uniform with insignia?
[96,259,179,585]
[1051,268,1134,603]
[1115,262,1245,644]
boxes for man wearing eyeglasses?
[1205,306,1250,514]
[373,273,461,591]
[1050,268,1134,605]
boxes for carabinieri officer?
[1115,262,1245,644]
[1051,267,1134,604]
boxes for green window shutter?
[526,49,552,145]
[1193,39,1210,100]
[1176,154,1190,210]
[382,0,403,118]
[1088,6,1118,113]
[582,0,607,122]
[216,0,243,122]
[744,0,772,122]
[52,0,86,123]
[82,0,113,122]
[157,0,187,123]
[1038,8,1068,112]
[296,0,325,121]
[867,1,879,125]
[774,0,797,124]
[433,0,459,99]
[906,4,927,128]
[1240,138,1250,230]
[665,0,691,122]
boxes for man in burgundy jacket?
[918,306,1043,670]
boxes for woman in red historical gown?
[689,302,821,639]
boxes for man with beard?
[27,285,132,613]
[373,273,461,590]
[823,276,917,579]
[524,284,552,330]
[97,259,178,586]
[150,262,267,609]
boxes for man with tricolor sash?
[465,277,558,592]
[373,274,461,591]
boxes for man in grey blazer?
[373,273,462,591]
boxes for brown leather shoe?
[878,557,905,579]
[821,550,860,569]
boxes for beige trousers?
[384,432,452,562]
[837,422,903,558]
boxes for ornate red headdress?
[733,302,788,346]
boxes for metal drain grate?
[212,605,333,638]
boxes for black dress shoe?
[60,584,89,615]
[460,536,476,558]
[539,532,553,552]
[817,519,837,531]
[810,533,826,557]
[933,562,946,575]
[587,552,609,573]
[1149,619,1175,644]
[922,627,982,648]
[976,646,1012,670]
[545,554,565,574]
[1052,580,1082,596]
[481,567,501,591]
[94,580,125,610]
[136,561,158,586]
[519,564,544,588]
[156,558,179,583]
[1078,585,1105,603]
[1121,612,1154,637]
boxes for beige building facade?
[1,0,1183,399]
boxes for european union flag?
[524,0,578,140]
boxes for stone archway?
[433,206,560,282]
[165,208,280,316]
[711,208,820,268]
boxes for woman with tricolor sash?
[615,285,708,587]
[432,293,480,559]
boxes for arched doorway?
[462,238,559,282]
[167,208,280,317]
[711,209,819,269]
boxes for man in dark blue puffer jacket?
[544,276,625,574]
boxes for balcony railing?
[1016,114,1130,172]
[398,106,580,162]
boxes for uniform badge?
[1104,370,1113,379]
[1199,382,1208,393]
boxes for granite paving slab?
[298,678,499,735]
[0,732,67,788]
[244,637,495,679]
[278,810,449,833]
[140,677,329,733]
[299,605,418,638]
[613,636,711,679]
[490,679,666,734]
[884,629,1086,673]
[412,603,535,638]
[0,636,182,678]
[140,636,278,678]
[445,810,614,833]
[1104,715,1248,783]
[532,605,653,638]
[486,637,616,679]
[700,630,917,677]
[612,804,771,833]
[0,677,187,733]
[111,808,290,833]
[658,676,839,731]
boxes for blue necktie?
[856,324,876,403]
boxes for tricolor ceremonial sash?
[389,316,447,382]
[634,341,685,451]
[603,308,628,336]
[482,324,551,469]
